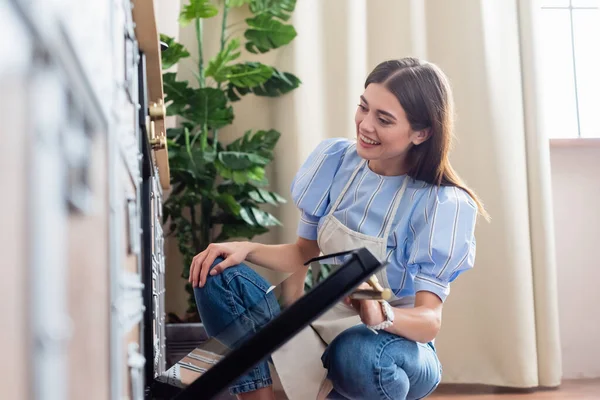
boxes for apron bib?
[272,160,409,400]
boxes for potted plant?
[160,0,300,362]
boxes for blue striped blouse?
[290,138,478,303]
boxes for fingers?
[189,243,241,288]
[367,275,385,292]
[210,257,236,276]
[190,251,208,288]
[344,297,360,310]
[351,299,363,313]
[199,250,219,288]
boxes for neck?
[368,157,409,176]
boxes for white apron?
[272,160,410,400]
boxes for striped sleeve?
[406,186,478,302]
[290,138,351,240]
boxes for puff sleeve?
[290,138,351,240]
[406,186,478,302]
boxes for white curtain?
[158,0,562,389]
[272,0,562,389]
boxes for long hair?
[365,58,490,221]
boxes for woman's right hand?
[189,241,256,288]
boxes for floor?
[429,379,600,399]
[215,378,600,399]
[266,379,600,400]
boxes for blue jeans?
[194,258,281,395]
[322,326,442,399]
[195,260,442,399]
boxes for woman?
[189,58,488,400]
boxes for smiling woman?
[189,57,489,400]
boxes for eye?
[378,118,392,125]
[357,104,367,112]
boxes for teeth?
[360,134,380,145]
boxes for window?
[537,0,600,139]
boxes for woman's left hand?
[344,283,386,326]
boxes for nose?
[359,119,375,133]
[359,115,376,133]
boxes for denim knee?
[193,257,279,345]
[193,256,253,322]
[323,326,399,399]
[322,325,440,400]
[193,257,230,330]
[193,258,227,307]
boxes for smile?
[359,134,381,145]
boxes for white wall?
[550,142,600,379]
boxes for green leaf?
[259,188,286,204]
[250,129,280,154]
[227,68,300,100]
[218,151,270,170]
[179,0,219,26]
[247,166,266,184]
[240,207,256,225]
[192,126,208,150]
[250,207,282,226]
[234,171,253,184]
[215,193,241,214]
[249,0,296,21]
[226,129,280,160]
[226,85,249,102]
[215,223,268,242]
[203,150,217,163]
[160,34,191,70]
[184,127,193,160]
[184,87,234,129]
[170,142,217,184]
[255,189,275,204]
[205,39,241,81]
[163,73,195,116]
[321,264,332,279]
[214,62,274,87]
[248,189,286,205]
[251,69,301,96]
[226,130,252,151]
[215,161,234,179]
[269,190,287,203]
[248,191,262,203]
[244,14,297,54]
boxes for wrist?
[379,309,387,326]
[245,242,261,262]
[371,301,386,325]
[366,301,395,331]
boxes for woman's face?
[355,83,429,176]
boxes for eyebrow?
[360,96,397,121]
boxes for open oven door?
[147,247,386,400]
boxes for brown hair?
[365,58,490,221]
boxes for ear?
[412,128,431,145]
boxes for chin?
[356,145,371,160]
